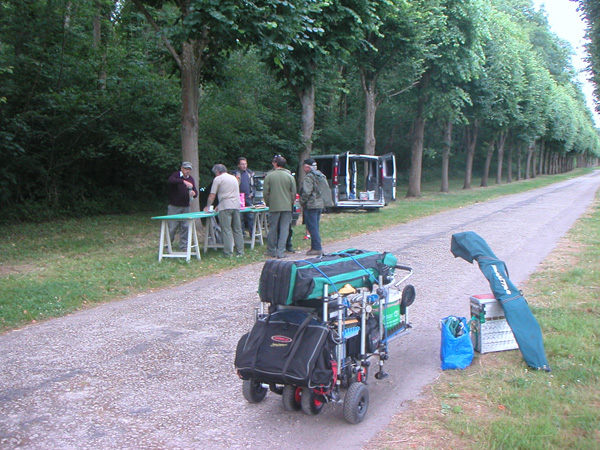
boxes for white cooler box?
[470,293,519,354]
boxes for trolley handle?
[392,264,413,287]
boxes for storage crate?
[470,294,518,354]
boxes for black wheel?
[269,383,284,395]
[242,379,268,404]
[343,382,369,424]
[282,385,302,411]
[300,388,325,416]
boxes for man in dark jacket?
[233,156,254,235]
[300,158,331,256]
[167,161,198,251]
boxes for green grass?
[368,177,600,450]
[0,169,595,333]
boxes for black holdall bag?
[235,309,334,387]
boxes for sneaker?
[302,234,311,240]
[285,249,295,254]
[277,254,288,259]
[306,249,323,256]
[263,253,277,259]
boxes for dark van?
[312,152,396,210]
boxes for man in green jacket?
[263,155,296,258]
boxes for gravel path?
[1,171,599,450]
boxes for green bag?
[259,249,397,306]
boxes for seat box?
[470,294,518,354]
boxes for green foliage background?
[0,0,598,223]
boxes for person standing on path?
[300,158,332,256]
[167,161,198,251]
[263,155,296,259]
[204,164,245,257]
[233,157,254,236]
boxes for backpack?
[316,172,333,208]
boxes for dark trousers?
[304,208,322,251]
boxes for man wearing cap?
[167,162,198,251]
[263,155,296,259]
[232,156,255,236]
[300,158,332,256]
[204,164,245,257]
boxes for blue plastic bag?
[440,316,473,370]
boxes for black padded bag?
[346,316,380,357]
[235,309,334,387]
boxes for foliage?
[0,0,598,221]
[0,0,180,220]
[575,0,600,112]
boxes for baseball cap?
[182,162,192,169]
[303,158,316,166]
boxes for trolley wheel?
[300,388,325,416]
[282,385,302,411]
[242,378,268,404]
[343,382,369,424]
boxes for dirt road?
[1,171,599,450]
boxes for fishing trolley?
[234,249,416,424]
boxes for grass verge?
[367,187,600,450]
[0,169,595,333]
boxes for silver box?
[470,294,518,354]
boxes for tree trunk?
[481,140,495,187]
[407,101,426,197]
[516,144,522,180]
[495,131,507,184]
[538,140,545,175]
[360,70,378,155]
[92,4,106,90]
[296,84,316,187]
[440,121,452,193]
[463,120,479,190]
[506,142,513,183]
[180,41,201,212]
[337,66,348,120]
[525,144,534,179]
[407,72,430,198]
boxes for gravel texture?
[1,171,599,450]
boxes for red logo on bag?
[271,335,292,343]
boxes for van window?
[383,158,394,176]
[317,159,333,179]
[353,159,379,193]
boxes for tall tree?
[406,0,487,197]
[130,0,311,209]
[353,0,428,155]
[260,0,379,183]
[575,0,600,112]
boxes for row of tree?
[1,0,599,222]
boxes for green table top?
[152,207,268,220]
[152,212,217,220]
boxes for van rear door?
[379,153,396,203]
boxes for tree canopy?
[0,0,598,222]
